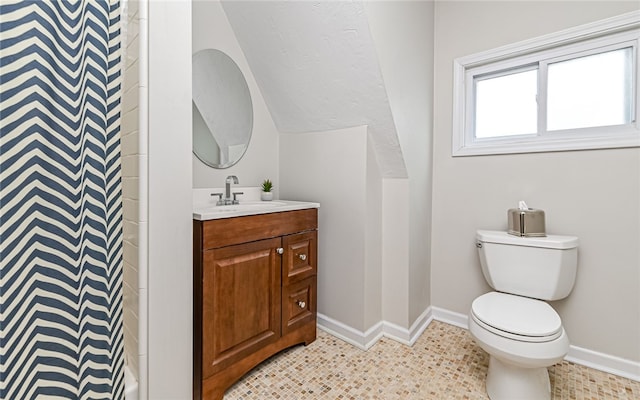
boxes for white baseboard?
[431,306,469,329]
[317,313,383,350]
[566,346,640,382]
[318,306,640,382]
[380,307,434,346]
[317,307,433,350]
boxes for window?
[546,47,633,131]
[453,12,640,156]
[475,67,538,138]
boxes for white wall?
[147,1,193,398]
[192,0,280,192]
[275,2,436,346]
[432,1,640,363]
[280,126,372,333]
[381,178,410,327]
[364,0,435,329]
[365,137,383,331]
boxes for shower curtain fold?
[0,1,125,398]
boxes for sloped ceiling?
[221,0,407,178]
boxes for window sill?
[452,128,640,156]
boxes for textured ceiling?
[221,1,406,178]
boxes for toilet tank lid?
[477,230,578,249]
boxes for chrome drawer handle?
[297,301,306,308]
[298,254,307,261]
[276,247,284,254]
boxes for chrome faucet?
[225,175,239,204]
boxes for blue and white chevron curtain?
[0,1,124,399]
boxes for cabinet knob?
[297,301,306,308]
[298,254,307,261]
[276,247,284,255]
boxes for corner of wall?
[364,131,383,329]
[381,178,410,328]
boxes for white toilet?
[469,230,578,400]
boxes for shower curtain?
[0,1,124,398]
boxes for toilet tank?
[476,230,578,301]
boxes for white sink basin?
[193,200,319,220]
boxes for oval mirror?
[192,49,253,168]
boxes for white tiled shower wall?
[121,0,148,397]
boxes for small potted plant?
[261,179,274,201]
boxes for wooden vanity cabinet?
[193,209,318,400]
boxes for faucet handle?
[232,192,244,205]
[211,192,224,206]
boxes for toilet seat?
[471,292,562,343]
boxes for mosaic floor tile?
[225,321,640,399]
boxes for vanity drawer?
[282,276,316,335]
[282,231,317,285]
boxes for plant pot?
[261,191,273,201]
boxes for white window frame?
[452,11,640,157]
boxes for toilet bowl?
[470,230,578,400]
[469,292,570,400]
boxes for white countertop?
[193,187,319,220]
[193,199,320,221]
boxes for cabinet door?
[202,237,281,378]
[282,276,316,335]
[282,231,317,286]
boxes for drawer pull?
[298,254,307,261]
[297,301,306,308]
[276,247,284,255]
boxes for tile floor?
[225,320,640,399]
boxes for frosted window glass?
[475,69,538,138]
[547,47,633,131]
